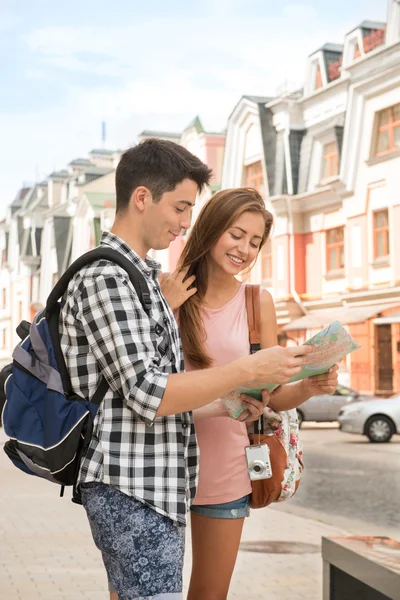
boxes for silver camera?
[245,444,273,481]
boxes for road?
[278,424,400,536]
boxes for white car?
[338,395,400,443]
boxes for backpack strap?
[46,247,152,404]
[245,284,264,434]
[47,247,151,314]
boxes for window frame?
[326,226,345,273]
[261,240,272,282]
[1,328,6,349]
[321,141,339,181]
[373,209,390,260]
[315,64,322,90]
[243,160,264,194]
[375,104,400,157]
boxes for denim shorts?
[80,482,185,600]
[190,494,250,519]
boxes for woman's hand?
[159,266,197,310]
[300,364,339,398]
[237,390,270,422]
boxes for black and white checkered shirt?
[60,232,199,524]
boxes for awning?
[374,311,400,324]
[282,303,400,331]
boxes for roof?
[374,311,400,324]
[81,166,114,176]
[184,116,204,134]
[282,303,400,331]
[138,130,181,139]
[49,170,69,179]
[89,148,117,156]
[227,94,275,127]
[69,158,92,167]
[11,187,31,208]
[243,95,274,105]
[309,43,344,57]
[83,192,116,210]
[76,167,115,187]
[357,20,386,31]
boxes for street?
[282,424,400,535]
[1,424,399,599]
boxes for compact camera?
[245,443,273,481]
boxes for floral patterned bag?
[245,285,304,509]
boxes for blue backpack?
[1,247,151,499]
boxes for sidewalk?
[0,428,348,600]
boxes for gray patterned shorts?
[80,482,185,600]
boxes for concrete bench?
[322,536,400,600]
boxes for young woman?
[162,188,338,600]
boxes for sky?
[0,0,387,217]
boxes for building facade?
[222,0,400,395]
[0,150,121,353]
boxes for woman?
[162,188,338,600]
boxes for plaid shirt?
[60,232,199,524]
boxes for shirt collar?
[100,231,161,279]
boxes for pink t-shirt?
[185,283,252,505]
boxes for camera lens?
[249,460,265,474]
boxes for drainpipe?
[283,128,308,317]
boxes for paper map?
[221,321,361,419]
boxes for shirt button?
[155,324,163,335]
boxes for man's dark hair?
[115,138,213,213]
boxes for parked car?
[296,384,370,426]
[338,395,400,443]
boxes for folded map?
[221,321,361,419]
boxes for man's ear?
[130,186,151,212]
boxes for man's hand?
[301,364,339,398]
[237,389,270,422]
[159,266,197,310]
[246,344,315,386]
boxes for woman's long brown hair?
[178,187,274,369]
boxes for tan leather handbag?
[245,285,303,509]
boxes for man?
[60,139,313,600]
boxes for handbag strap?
[245,285,264,438]
[245,285,261,353]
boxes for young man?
[60,139,314,600]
